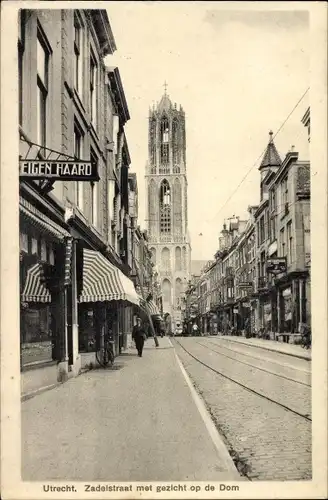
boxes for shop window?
[78,307,97,353]
[36,28,50,151]
[21,305,52,367]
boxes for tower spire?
[163,81,168,96]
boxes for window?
[259,217,265,244]
[74,16,83,96]
[36,31,49,149]
[280,227,285,257]
[282,176,289,211]
[90,51,97,128]
[31,237,38,255]
[160,116,169,166]
[74,125,84,209]
[160,180,171,233]
[90,149,98,228]
[270,215,276,241]
[287,221,293,265]
[40,239,47,261]
[20,232,28,252]
[18,12,25,126]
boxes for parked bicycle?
[300,324,311,349]
[96,334,115,368]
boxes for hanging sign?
[19,160,99,181]
[266,258,287,275]
[238,282,253,291]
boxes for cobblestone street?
[174,337,312,481]
[21,338,240,482]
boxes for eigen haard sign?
[19,160,99,181]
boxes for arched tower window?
[161,247,170,270]
[175,246,182,271]
[149,117,156,173]
[175,278,182,307]
[162,279,172,310]
[182,246,187,270]
[172,118,180,172]
[160,115,169,166]
[148,179,157,236]
[150,247,156,265]
[160,179,171,234]
[173,178,182,237]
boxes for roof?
[107,66,130,125]
[158,93,172,112]
[259,131,282,170]
[86,10,117,56]
[191,260,208,277]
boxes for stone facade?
[145,92,191,329]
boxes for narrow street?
[21,335,311,482]
[174,336,312,481]
[21,337,240,482]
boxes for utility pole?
[131,251,159,348]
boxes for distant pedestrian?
[192,323,199,336]
[132,317,147,357]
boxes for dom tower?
[145,87,191,329]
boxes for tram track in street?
[175,339,312,423]
[195,339,311,387]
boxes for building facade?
[183,121,311,342]
[19,9,140,395]
[145,90,191,330]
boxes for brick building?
[19,9,140,395]
[183,118,311,342]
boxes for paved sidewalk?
[213,335,311,361]
[22,337,240,482]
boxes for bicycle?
[96,336,115,368]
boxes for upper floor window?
[18,11,25,126]
[74,124,84,210]
[74,15,84,97]
[36,30,50,149]
[282,176,289,207]
[90,51,98,128]
[90,149,98,228]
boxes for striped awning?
[21,262,51,303]
[140,298,163,320]
[79,249,140,305]
[20,198,70,241]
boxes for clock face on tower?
[145,90,190,327]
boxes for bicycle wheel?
[96,347,114,367]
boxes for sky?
[105,2,310,261]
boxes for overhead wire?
[203,86,310,226]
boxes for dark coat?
[132,325,147,341]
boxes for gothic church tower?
[145,87,191,328]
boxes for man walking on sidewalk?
[132,317,147,357]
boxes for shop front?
[20,197,72,395]
[78,248,140,368]
[262,300,272,335]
